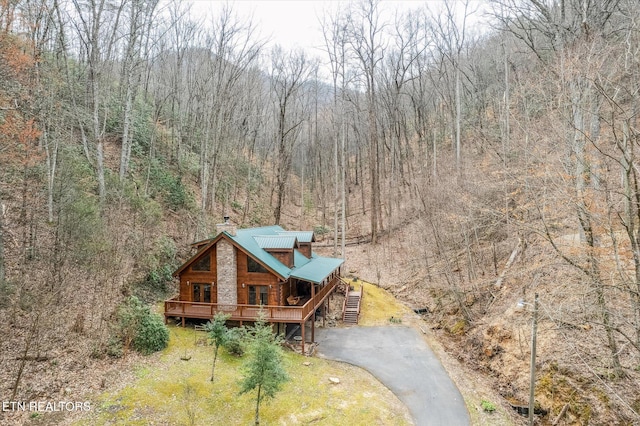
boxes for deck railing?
[165,277,338,323]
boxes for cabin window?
[248,285,268,305]
[192,254,211,271]
[192,283,212,303]
[247,257,268,273]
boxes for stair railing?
[357,285,364,319]
[341,286,348,321]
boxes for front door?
[248,285,268,306]
[192,283,212,303]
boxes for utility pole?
[529,293,539,425]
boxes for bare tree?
[592,9,640,351]
[428,0,474,173]
[118,0,159,180]
[379,7,424,230]
[406,9,440,179]
[493,0,628,376]
[269,46,314,225]
[198,5,263,215]
[68,0,126,205]
[345,0,386,244]
[320,6,350,256]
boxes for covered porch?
[164,276,339,352]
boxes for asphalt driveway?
[315,326,470,426]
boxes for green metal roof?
[293,250,312,269]
[176,225,342,284]
[276,231,315,243]
[290,256,344,284]
[227,226,342,284]
[253,235,298,249]
[226,226,291,279]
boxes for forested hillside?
[1,0,640,424]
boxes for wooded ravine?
[1,0,640,424]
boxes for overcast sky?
[184,0,491,81]
[185,1,442,54]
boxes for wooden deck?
[165,277,338,324]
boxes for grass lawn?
[76,315,412,425]
[351,279,413,326]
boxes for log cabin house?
[164,219,344,352]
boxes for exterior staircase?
[342,286,363,325]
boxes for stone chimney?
[216,215,237,236]
[216,216,237,309]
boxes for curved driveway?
[315,326,470,426]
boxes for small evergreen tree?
[238,314,289,425]
[223,327,245,357]
[205,313,231,382]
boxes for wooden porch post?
[322,300,329,327]
[311,313,315,343]
[301,320,305,355]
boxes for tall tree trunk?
[621,119,640,352]
[502,39,510,163]
[254,383,262,425]
[432,126,437,177]
[11,312,41,400]
[43,126,58,223]
[274,106,287,225]
[341,118,346,258]
[270,48,311,225]
[369,96,379,244]
[119,80,135,180]
[571,78,623,376]
[96,137,106,205]
[623,69,640,350]
[334,116,339,254]
[0,191,5,284]
[211,345,219,382]
[455,63,461,172]
[119,0,156,180]
[200,122,211,212]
